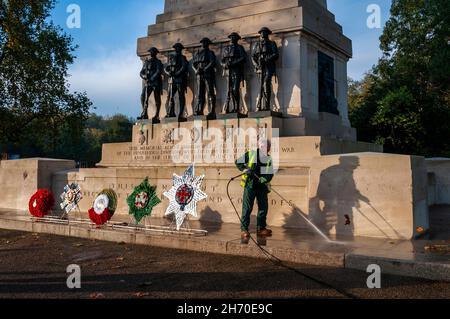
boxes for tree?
[78,114,134,165]
[0,0,92,158]
[349,0,450,157]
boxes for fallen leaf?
[116,257,125,261]
[90,293,105,299]
[425,244,450,252]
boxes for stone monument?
[1,0,444,240]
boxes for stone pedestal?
[216,113,248,120]
[248,111,283,119]
[0,159,76,211]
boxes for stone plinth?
[54,151,431,240]
[52,166,310,227]
[0,159,76,211]
[136,0,353,132]
[308,153,429,240]
[98,119,379,169]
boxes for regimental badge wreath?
[60,183,83,214]
[29,189,55,218]
[127,177,161,224]
[88,189,118,226]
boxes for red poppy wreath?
[29,189,55,218]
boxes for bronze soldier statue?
[139,47,163,122]
[165,43,189,121]
[221,32,247,114]
[252,27,279,112]
[192,37,217,119]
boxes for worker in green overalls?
[235,140,274,239]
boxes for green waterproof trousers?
[241,186,269,232]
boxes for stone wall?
[308,153,429,240]
[52,166,311,228]
[427,158,450,205]
[0,159,76,211]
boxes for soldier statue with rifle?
[192,37,217,120]
[164,43,189,122]
[139,47,163,123]
[221,32,247,115]
[252,27,279,112]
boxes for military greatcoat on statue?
[221,32,247,114]
[139,47,163,122]
[252,27,279,112]
[192,37,217,119]
[165,43,189,121]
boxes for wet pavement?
[0,229,449,299]
[0,207,449,282]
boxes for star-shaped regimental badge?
[164,166,207,231]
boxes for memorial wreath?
[60,183,83,214]
[164,165,207,231]
[127,177,161,224]
[29,189,55,218]
[88,189,118,225]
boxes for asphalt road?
[0,229,448,299]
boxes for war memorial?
[0,0,449,281]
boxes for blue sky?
[51,0,392,116]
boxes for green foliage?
[349,0,450,157]
[372,87,423,153]
[0,0,92,157]
[80,114,134,165]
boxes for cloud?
[67,46,142,116]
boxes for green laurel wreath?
[127,177,161,224]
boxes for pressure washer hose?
[226,173,358,299]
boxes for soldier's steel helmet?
[258,27,273,35]
[172,43,185,50]
[228,32,242,40]
[200,37,213,45]
[148,47,160,54]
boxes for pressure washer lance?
[229,171,333,243]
